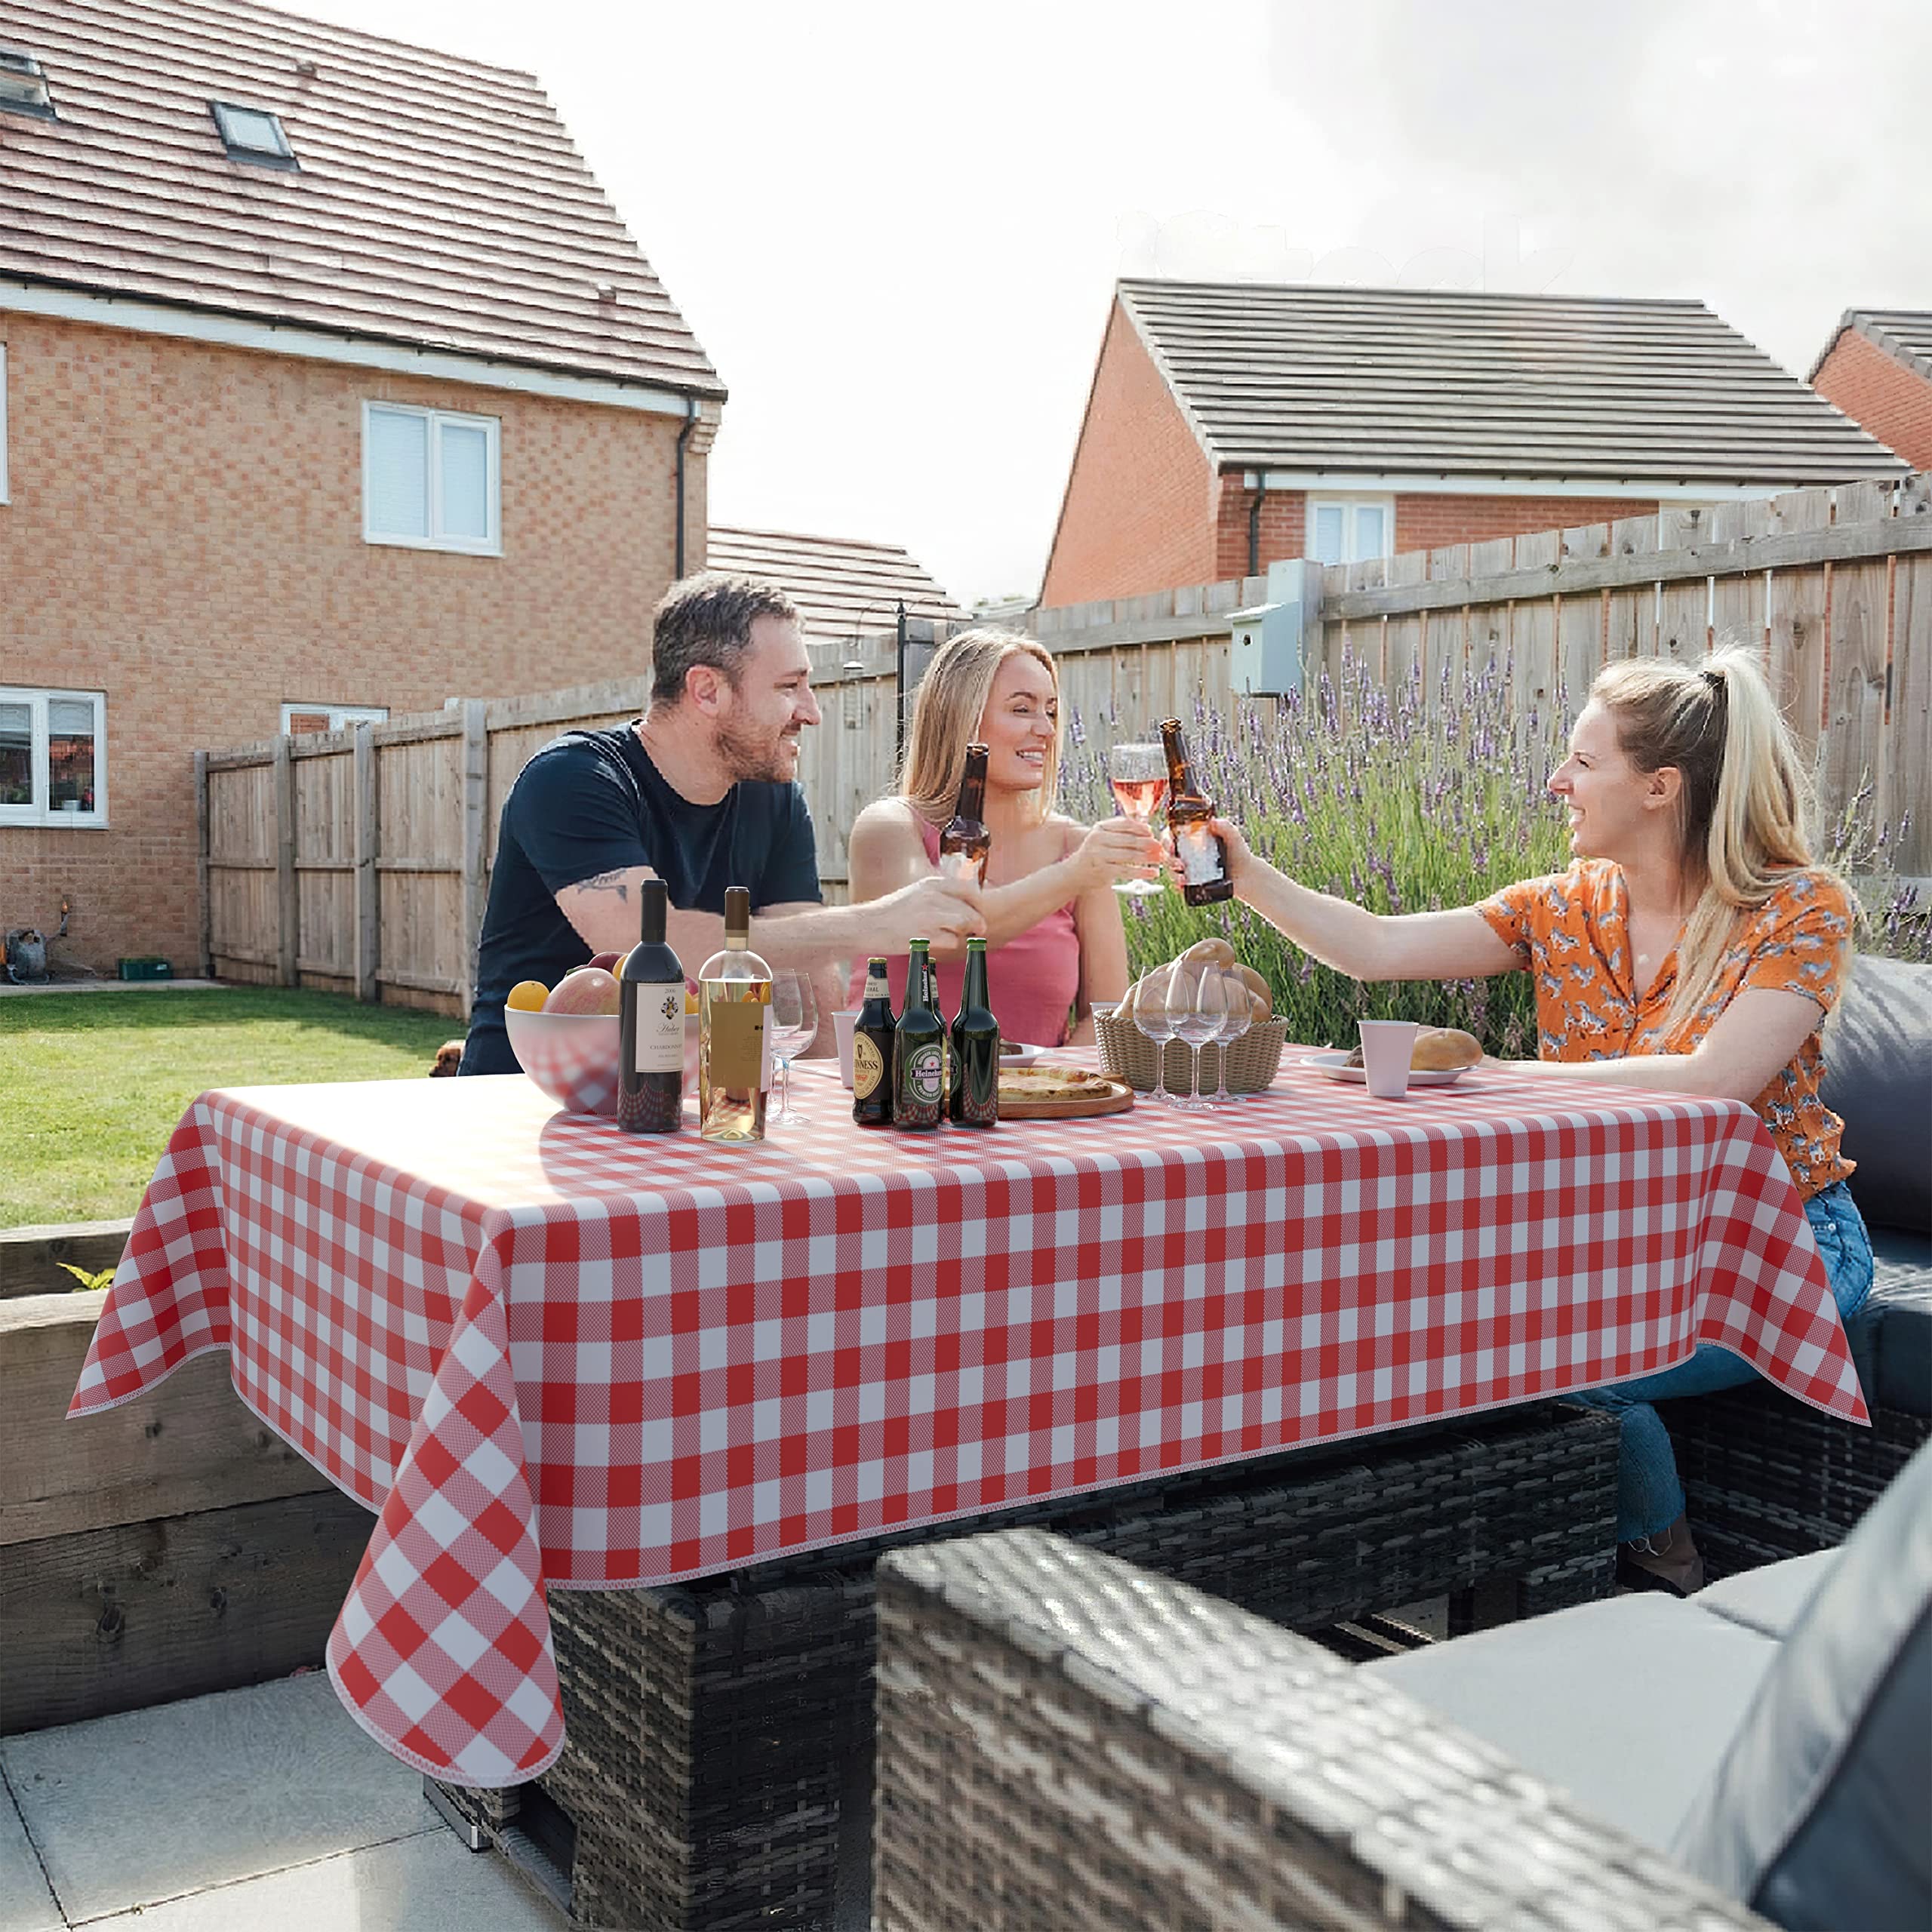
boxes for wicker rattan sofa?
[1661,954,1932,1574]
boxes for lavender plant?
[1063,651,1927,1056]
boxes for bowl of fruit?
[503,958,624,1116]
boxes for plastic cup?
[832,1009,861,1088]
[1357,1020,1419,1099]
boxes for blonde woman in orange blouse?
[1203,645,1872,1593]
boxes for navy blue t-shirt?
[460,723,821,1074]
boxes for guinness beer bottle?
[1160,718,1233,906]
[851,956,897,1128]
[892,939,946,1131]
[949,937,999,1127]
[937,743,992,886]
[617,878,685,1133]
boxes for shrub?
[1061,651,1927,1054]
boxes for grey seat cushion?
[1672,1439,1932,1930]
[1865,1225,1932,1416]
[1367,1593,1778,1853]
[1820,955,1931,1238]
[1697,1550,1838,1641]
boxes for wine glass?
[1131,963,1177,1104]
[1165,961,1226,1114]
[768,971,819,1127]
[1106,743,1168,897]
[1209,969,1252,1106]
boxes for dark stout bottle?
[949,937,1000,1127]
[1159,718,1233,906]
[851,956,897,1128]
[618,878,685,1132]
[892,938,946,1131]
[937,743,992,887]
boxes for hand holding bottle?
[1165,816,1260,897]
[878,874,984,955]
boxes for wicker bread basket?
[1095,1011,1287,1094]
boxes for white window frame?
[0,687,107,828]
[281,702,389,734]
[361,401,501,556]
[1,341,10,503]
[1307,494,1396,566]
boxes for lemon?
[506,980,550,1013]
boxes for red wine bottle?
[618,879,685,1132]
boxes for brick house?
[0,0,724,976]
[1808,310,1932,472]
[1040,280,1908,608]
[706,526,961,643]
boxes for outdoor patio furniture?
[872,1441,1932,1932]
[432,1398,1617,1931]
[1663,954,1932,1574]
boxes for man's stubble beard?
[715,713,798,786]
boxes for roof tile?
[706,527,962,641]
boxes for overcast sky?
[295,0,1932,605]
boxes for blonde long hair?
[897,628,1063,826]
[1592,642,1852,1038]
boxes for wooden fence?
[201,474,1930,1014]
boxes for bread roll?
[1235,964,1272,1017]
[1414,1026,1482,1071]
[1180,937,1235,970]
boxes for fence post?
[194,750,212,980]
[274,735,297,988]
[459,700,488,1022]
[354,723,379,1004]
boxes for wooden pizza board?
[996,1075,1135,1121]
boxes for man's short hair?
[651,574,801,708]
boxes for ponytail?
[1592,644,1850,1038]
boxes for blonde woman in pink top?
[847,629,1162,1047]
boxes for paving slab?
[0,1775,61,1932]
[0,1675,431,1923]
[76,1828,568,1930]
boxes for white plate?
[997,1043,1051,1066]
[1298,1050,1473,1088]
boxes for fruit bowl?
[504,1005,621,1118]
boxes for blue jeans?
[1569,1180,1875,1543]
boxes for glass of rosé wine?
[1106,743,1168,897]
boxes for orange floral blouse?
[1477,860,1857,1198]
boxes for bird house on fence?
[1229,558,1321,697]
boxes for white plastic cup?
[1357,1020,1419,1099]
[832,1009,861,1089]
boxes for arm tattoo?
[577,869,632,901]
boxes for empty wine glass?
[1165,961,1226,1113]
[1209,969,1252,1106]
[1132,963,1177,1104]
[1106,743,1168,897]
[768,971,819,1127]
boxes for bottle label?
[905,1043,943,1103]
[863,968,891,1001]
[706,997,765,1088]
[937,849,980,884]
[853,1034,884,1099]
[1175,822,1224,886]
[634,987,685,1074]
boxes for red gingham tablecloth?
[69,1057,1866,1786]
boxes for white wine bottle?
[699,886,771,1143]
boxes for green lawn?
[0,988,460,1229]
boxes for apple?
[544,966,621,1015]
[588,951,622,974]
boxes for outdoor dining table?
[69,1051,1866,1793]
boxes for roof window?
[0,48,56,118]
[211,100,297,168]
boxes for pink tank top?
[847,817,1083,1048]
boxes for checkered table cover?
[69,1057,1866,1786]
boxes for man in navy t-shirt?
[461,574,982,1075]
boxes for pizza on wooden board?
[996,1063,1118,1103]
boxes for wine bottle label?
[853,1034,885,1099]
[905,1043,943,1103]
[1175,822,1224,886]
[706,999,764,1088]
[634,987,685,1074]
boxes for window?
[362,402,500,555]
[281,703,389,735]
[0,48,55,118]
[0,688,106,826]
[211,100,296,167]
[1308,496,1395,567]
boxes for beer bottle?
[851,955,897,1128]
[893,938,946,1130]
[937,743,992,887]
[1160,718,1233,906]
[928,949,950,1100]
[949,937,1000,1127]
